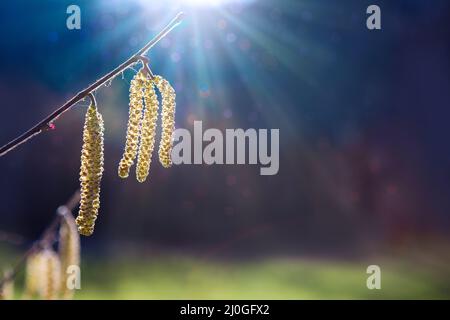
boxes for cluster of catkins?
[118,71,176,180]
[75,67,176,236]
[0,213,80,300]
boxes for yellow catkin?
[118,71,147,178]
[0,270,14,300]
[76,102,104,236]
[39,249,62,300]
[59,213,80,299]
[24,252,43,299]
[136,78,159,182]
[24,249,61,300]
[154,75,176,168]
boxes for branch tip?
[87,93,97,107]
[0,13,183,158]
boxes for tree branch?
[0,12,184,157]
[0,190,81,289]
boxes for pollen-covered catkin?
[59,212,80,299]
[118,71,146,178]
[76,102,104,236]
[154,76,176,168]
[24,249,61,300]
[24,252,43,299]
[136,78,159,182]
[39,249,62,300]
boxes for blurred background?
[1,0,450,298]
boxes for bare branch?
[0,190,81,288]
[0,12,184,157]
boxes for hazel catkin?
[118,71,146,178]
[154,75,176,168]
[59,212,80,299]
[136,78,159,182]
[24,252,42,299]
[24,249,61,300]
[39,249,61,300]
[76,102,104,236]
[39,249,62,300]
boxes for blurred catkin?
[59,212,80,299]
[24,252,43,299]
[76,102,104,236]
[0,270,14,300]
[136,78,159,182]
[24,250,61,300]
[154,76,176,168]
[118,71,146,178]
[40,249,62,300]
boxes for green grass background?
[76,256,450,299]
[2,248,450,299]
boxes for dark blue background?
[0,0,449,257]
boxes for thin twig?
[0,12,184,157]
[0,190,81,288]
[0,230,27,246]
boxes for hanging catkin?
[59,212,80,299]
[136,78,159,182]
[39,249,62,300]
[24,252,43,299]
[118,70,146,178]
[154,75,176,168]
[24,249,61,300]
[76,101,104,236]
